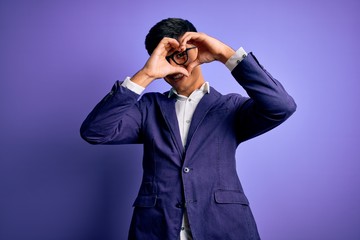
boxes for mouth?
[168,73,185,81]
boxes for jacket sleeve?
[232,52,297,142]
[80,81,143,145]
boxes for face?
[164,44,205,97]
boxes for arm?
[233,53,297,142]
[80,82,143,144]
[80,38,189,144]
[178,32,296,142]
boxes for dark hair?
[145,18,197,55]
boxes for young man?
[80,18,296,240]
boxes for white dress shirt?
[121,47,247,240]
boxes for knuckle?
[162,37,173,42]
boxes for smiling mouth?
[168,73,185,81]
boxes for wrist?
[218,46,235,64]
[131,69,155,88]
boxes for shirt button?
[183,167,190,173]
[188,99,192,102]
[186,120,190,124]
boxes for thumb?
[186,60,201,75]
[173,66,189,77]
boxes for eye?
[176,52,186,58]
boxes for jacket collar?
[167,82,210,99]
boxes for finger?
[179,32,201,49]
[172,66,189,77]
[154,37,180,55]
[163,37,180,51]
[179,33,193,50]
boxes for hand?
[131,37,189,87]
[178,32,235,74]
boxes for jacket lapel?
[158,95,184,162]
[185,87,221,150]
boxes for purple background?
[1,0,359,239]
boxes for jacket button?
[176,203,183,208]
[183,167,190,173]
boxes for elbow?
[80,130,97,145]
[279,96,297,120]
[266,96,297,121]
[285,96,297,117]
[80,124,103,145]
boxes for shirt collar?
[168,82,210,99]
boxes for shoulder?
[211,87,249,108]
[136,91,171,109]
[140,91,168,101]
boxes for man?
[80,18,296,240]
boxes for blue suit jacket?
[81,53,296,240]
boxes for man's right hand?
[130,37,189,88]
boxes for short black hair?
[145,18,197,55]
